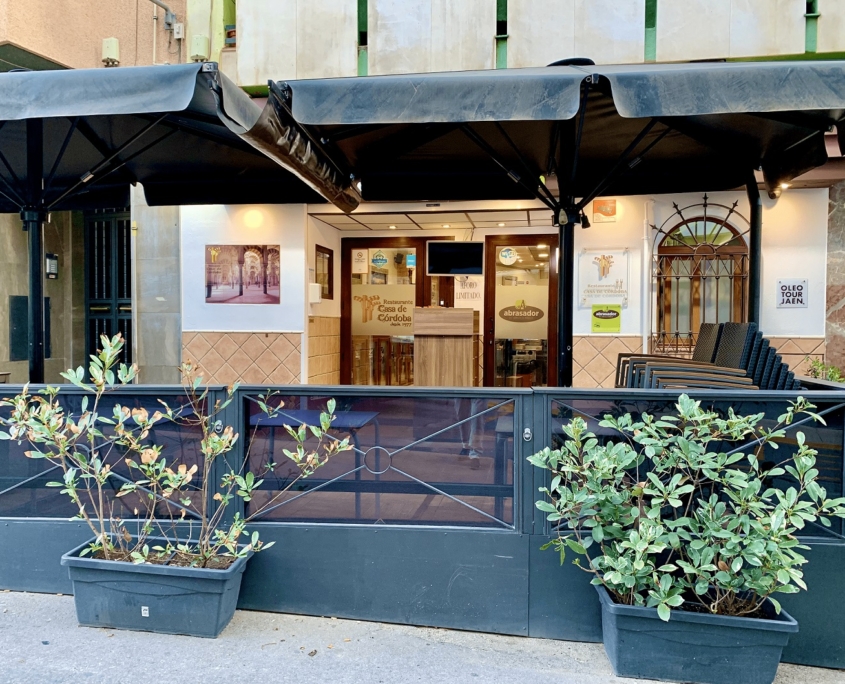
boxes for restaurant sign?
[579,248,629,307]
[777,279,807,308]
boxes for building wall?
[235,0,357,85]
[826,180,845,370]
[0,211,84,384]
[131,185,182,384]
[180,203,307,385]
[0,0,188,69]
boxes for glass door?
[343,238,426,386]
[484,235,558,387]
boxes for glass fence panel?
[0,391,204,519]
[244,393,517,527]
[548,394,845,539]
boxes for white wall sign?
[578,248,629,308]
[352,248,368,274]
[777,279,808,308]
[454,275,483,312]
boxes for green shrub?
[529,395,845,621]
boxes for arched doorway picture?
[651,197,750,355]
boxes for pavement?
[0,591,842,684]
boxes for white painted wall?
[181,204,307,332]
[574,197,645,335]
[651,189,828,338]
[508,0,574,68]
[321,188,828,340]
[369,0,494,75]
[818,0,845,54]
[759,188,828,337]
[307,215,342,318]
[574,0,645,65]
[657,0,732,62]
[236,0,357,85]
[729,0,805,58]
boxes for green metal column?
[644,0,657,62]
[358,0,368,76]
[495,0,508,69]
[805,0,820,54]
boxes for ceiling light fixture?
[539,253,548,258]
[780,182,791,189]
[442,224,450,228]
[537,244,548,249]
[497,222,505,227]
[389,225,397,229]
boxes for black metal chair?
[640,323,760,390]
[616,323,723,388]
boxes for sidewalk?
[0,591,840,684]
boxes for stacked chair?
[616,322,802,390]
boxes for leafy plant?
[805,357,844,383]
[529,394,845,621]
[0,333,349,567]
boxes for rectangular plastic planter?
[595,584,798,684]
[61,537,253,638]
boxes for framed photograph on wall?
[315,244,334,300]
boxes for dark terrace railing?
[1,384,843,540]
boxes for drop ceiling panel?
[467,211,528,222]
[354,213,411,224]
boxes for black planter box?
[595,584,798,684]
[61,537,253,638]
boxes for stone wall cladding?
[308,317,340,384]
[182,332,302,385]
[573,336,643,388]
[766,338,826,376]
[827,181,845,370]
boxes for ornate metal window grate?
[651,197,749,356]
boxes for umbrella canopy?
[235,60,845,386]
[248,61,845,208]
[0,62,334,212]
[0,62,342,383]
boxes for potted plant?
[0,334,348,638]
[529,394,845,684]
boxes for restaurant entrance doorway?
[341,236,452,385]
[484,234,559,387]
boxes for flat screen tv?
[426,241,484,276]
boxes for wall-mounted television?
[426,241,484,276]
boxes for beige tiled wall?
[308,317,340,384]
[766,338,825,376]
[182,332,302,386]
[573,336,643,388]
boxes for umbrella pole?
[23,118,45,384]
[746,175,762,324]
[557,220,575,388]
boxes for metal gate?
[84,208,133,362]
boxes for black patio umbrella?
[0,62,346,382]
[236,60,845,386]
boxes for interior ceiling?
[310,208,556,231]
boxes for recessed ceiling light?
[442,224,450,228]
[518,258,523,262]
[537,244,548,249]
[389,225,397,229]
[539,253,549,258]
[497,222,505,227]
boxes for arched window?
[652,202,749,355]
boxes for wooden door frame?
[483,234,558,387]
[340,236,451,384]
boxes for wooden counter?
[413,308,480,386]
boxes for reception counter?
[413,308,480,386]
